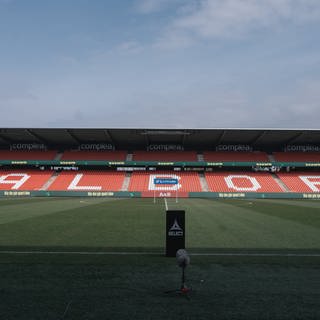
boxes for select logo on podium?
[166,210,185,257]
[168,219,184,236]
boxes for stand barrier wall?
[189,192,320,199]
[0,190,319,199]
[1,159,320,168]
[0,191,141,198]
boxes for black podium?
[166,210,185,257]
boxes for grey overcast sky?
[0,0,320,129]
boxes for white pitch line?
[0,250,320,257]
[0,250,160,255]
[164,198,168,211]
[190,253,320,257]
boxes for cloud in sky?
[115,40,144,55]
[154,0,320,48]
[136,0,182,14]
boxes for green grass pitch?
[0,197,319,319]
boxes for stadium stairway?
[199,172,209,191]
[267,153,276,162]
[54,152,64,161]
[271,173,290,192]
[121,172,131,191]
[197,153,204,161]
[40,171,60,190]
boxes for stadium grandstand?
[1,128,320,320]
[0,128,319,198]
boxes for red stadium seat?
[61,150,127,161]
[273,152,320,162]
[132,151,198,161]
[205,172,283,192]
[0,150,57,160]
[48,171,125,191]
[0,170,53,190]
[203,151,269,162]
[277,172,320,192]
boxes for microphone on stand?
[176,249,190,268]
[165,249,192,298]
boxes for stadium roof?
[0,128,319,150]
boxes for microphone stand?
[180,263,190,293]
[165,261,192,299]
